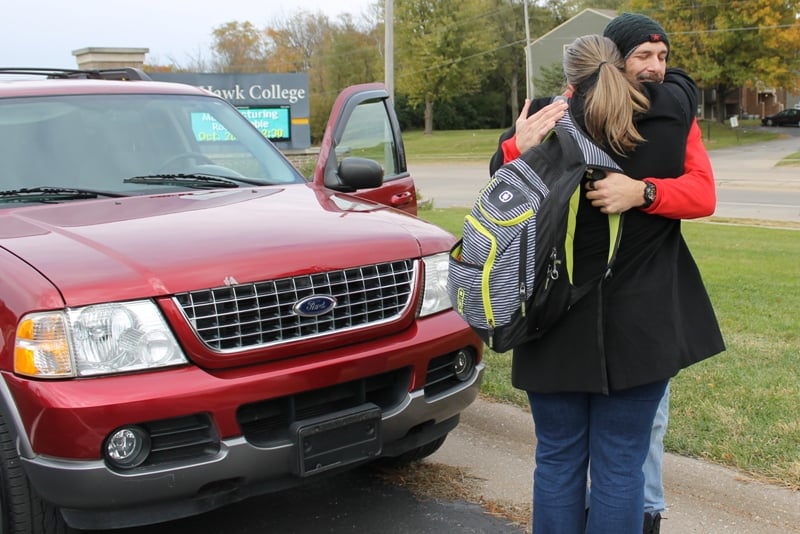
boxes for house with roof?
[527,8,615,98]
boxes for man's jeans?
[644,383,670,515]
[528,380,668,534]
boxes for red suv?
[0,68,483,532]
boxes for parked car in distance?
[0,67,483,533]
[761,107,800,127]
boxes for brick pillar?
[72,47,149,69]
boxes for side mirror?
[325,157,383,192]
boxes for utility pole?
[385,0,394,103]
[523,0,533,99]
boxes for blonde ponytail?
[563,35,650,155]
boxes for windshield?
[0,92,305,201]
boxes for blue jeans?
[643,383,670,515]
[528,380,668,534]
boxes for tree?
[626,0,800,121]
[209,9,386,141]
[211,21,268,73]
[483,0,576,127]
[482,0,527,127]
[319,18,384,92]
[311,16,385,140]
[263,11,336,140]
[394,0,496,134]
[264,11,331,75]
[534,62,566,96]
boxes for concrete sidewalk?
[429,398,800,533]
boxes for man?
[490,13,724,534]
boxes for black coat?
[491,69,725,394]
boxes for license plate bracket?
[291,404,382,477]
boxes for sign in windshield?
[148,72,308,149]
[191,106,291,142]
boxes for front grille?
[237,368,412,446]
[174,260,416,352]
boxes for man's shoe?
[643,512,661,534]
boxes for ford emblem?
[293,295,337,317]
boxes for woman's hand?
[514,98,569,155]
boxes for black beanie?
[603,12,670,60]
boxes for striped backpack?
[447,112,623,352]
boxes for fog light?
[453,349,475,381]
[105,426,150,468]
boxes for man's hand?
[514,98,569,155]
[585,172,647,214]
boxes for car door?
[312,83,417,215]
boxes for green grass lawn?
[401,119,785,164]
[419,206,800,490]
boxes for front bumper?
[24,368,482,530]
[3,311,483,530]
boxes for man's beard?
[637,72,665,83]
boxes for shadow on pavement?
[86,465,525,534]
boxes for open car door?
[312,83,417,215]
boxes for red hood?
[0,185,455,307]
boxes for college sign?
[147,72,311,149]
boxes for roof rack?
[0,67,152,81]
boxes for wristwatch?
[642,181,656,209]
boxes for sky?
[1,0,377,69]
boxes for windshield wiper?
[0,187,124,203]
[124,173,241,189]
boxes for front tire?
[0,414,71,534]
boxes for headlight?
[419,253,452,317]
[15,300,188,378]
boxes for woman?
[508,35,725,533]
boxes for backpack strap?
[556,111,621,172]
[556,109,625,293]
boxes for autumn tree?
[318,17,384,96]
[312,17,385,139]
[264,10,386,140]
[626,0,800,120]
[211,21,268,73]
[394,0,496,134]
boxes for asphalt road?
[410,129,800,224]
[86,459,525,533]
[82,129,800,534]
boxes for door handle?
[391,191,413,206]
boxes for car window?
[335,99,400,179]
[312,83,416,215]
[0,93,304,196]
